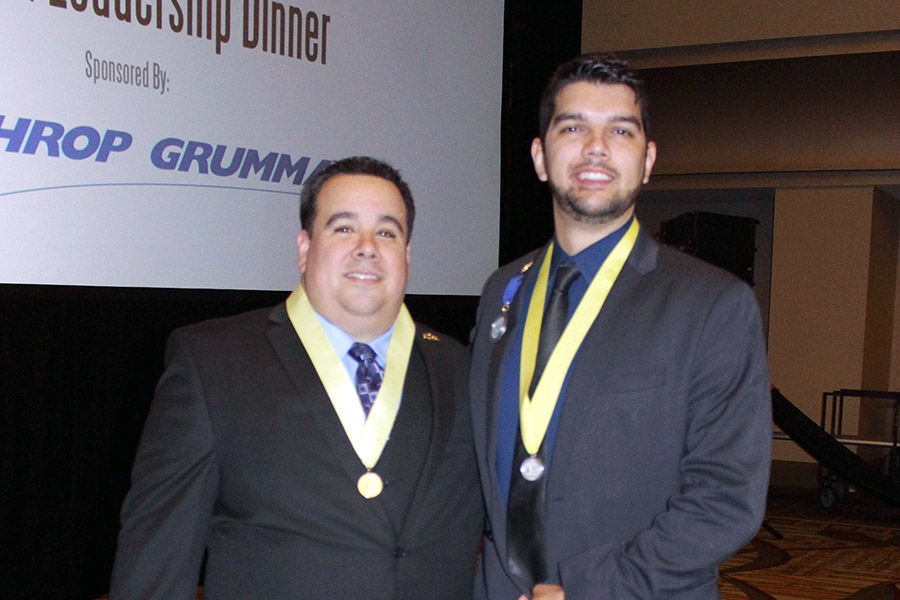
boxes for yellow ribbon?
[519,219,640,455]
[285,284,414,469]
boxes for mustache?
[570,160,618,177]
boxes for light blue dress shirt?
[314,312,391,381]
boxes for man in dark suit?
[110,156,482,600]
[469,54,771,600]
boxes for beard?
[548,177,641,225]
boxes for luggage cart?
[818,389,900,508]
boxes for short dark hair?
[299,156,416,241]
[538,53,651,141]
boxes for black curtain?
[1,286,286,599]
[500,1,582,265]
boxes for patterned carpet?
[94,488,899,600]
[719,488,900,600]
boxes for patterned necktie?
[508,261,580,587]
[348,343,384,416]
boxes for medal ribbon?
[519,219,639,455]
[286,284,414,469]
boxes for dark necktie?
[508,261,580,588]
[529,263,581,396]
[348,343,384,416]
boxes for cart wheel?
[819,484,840,510]
[835,479,849,501]
[820,484,839,509]
[819,478,848,509]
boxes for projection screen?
[0,0,503,294]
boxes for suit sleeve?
[559,280,772,599]
[109,329,218,600]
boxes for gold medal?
[286,285,413,502]
[357,471,384,498]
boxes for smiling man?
[469,55,772,600]
[110,156,482,600]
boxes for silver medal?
[490,315,507,341]
[519,455,545,481]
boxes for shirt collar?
[550,215,634,281]
[315,312,393,364]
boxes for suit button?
[392,547,407,558]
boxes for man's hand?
[518,584,564,600]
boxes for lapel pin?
[490,261,532,343]
[490,313,507,341]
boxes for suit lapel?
[549,231,659,481]
[395,328,452,530]
[264,304,394,529]
[482,245,548,565]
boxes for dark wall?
[1,3,581,599]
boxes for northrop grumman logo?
[0,114,330,187]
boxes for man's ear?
[297,230,310,274]
[531,137,548,182]
[642,141,657,184]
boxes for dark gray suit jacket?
[111,303,482,600]
[470,230,771,600]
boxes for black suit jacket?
[470,230,771,600]
[110,303,482,600]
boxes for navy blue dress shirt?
[496,217,633,506]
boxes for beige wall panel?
[583,0,900,52]
[895,220,900,391]
[862,189,899,389]
[769,187,872,462]
[857,190,899,457]
[641,53,900,175]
